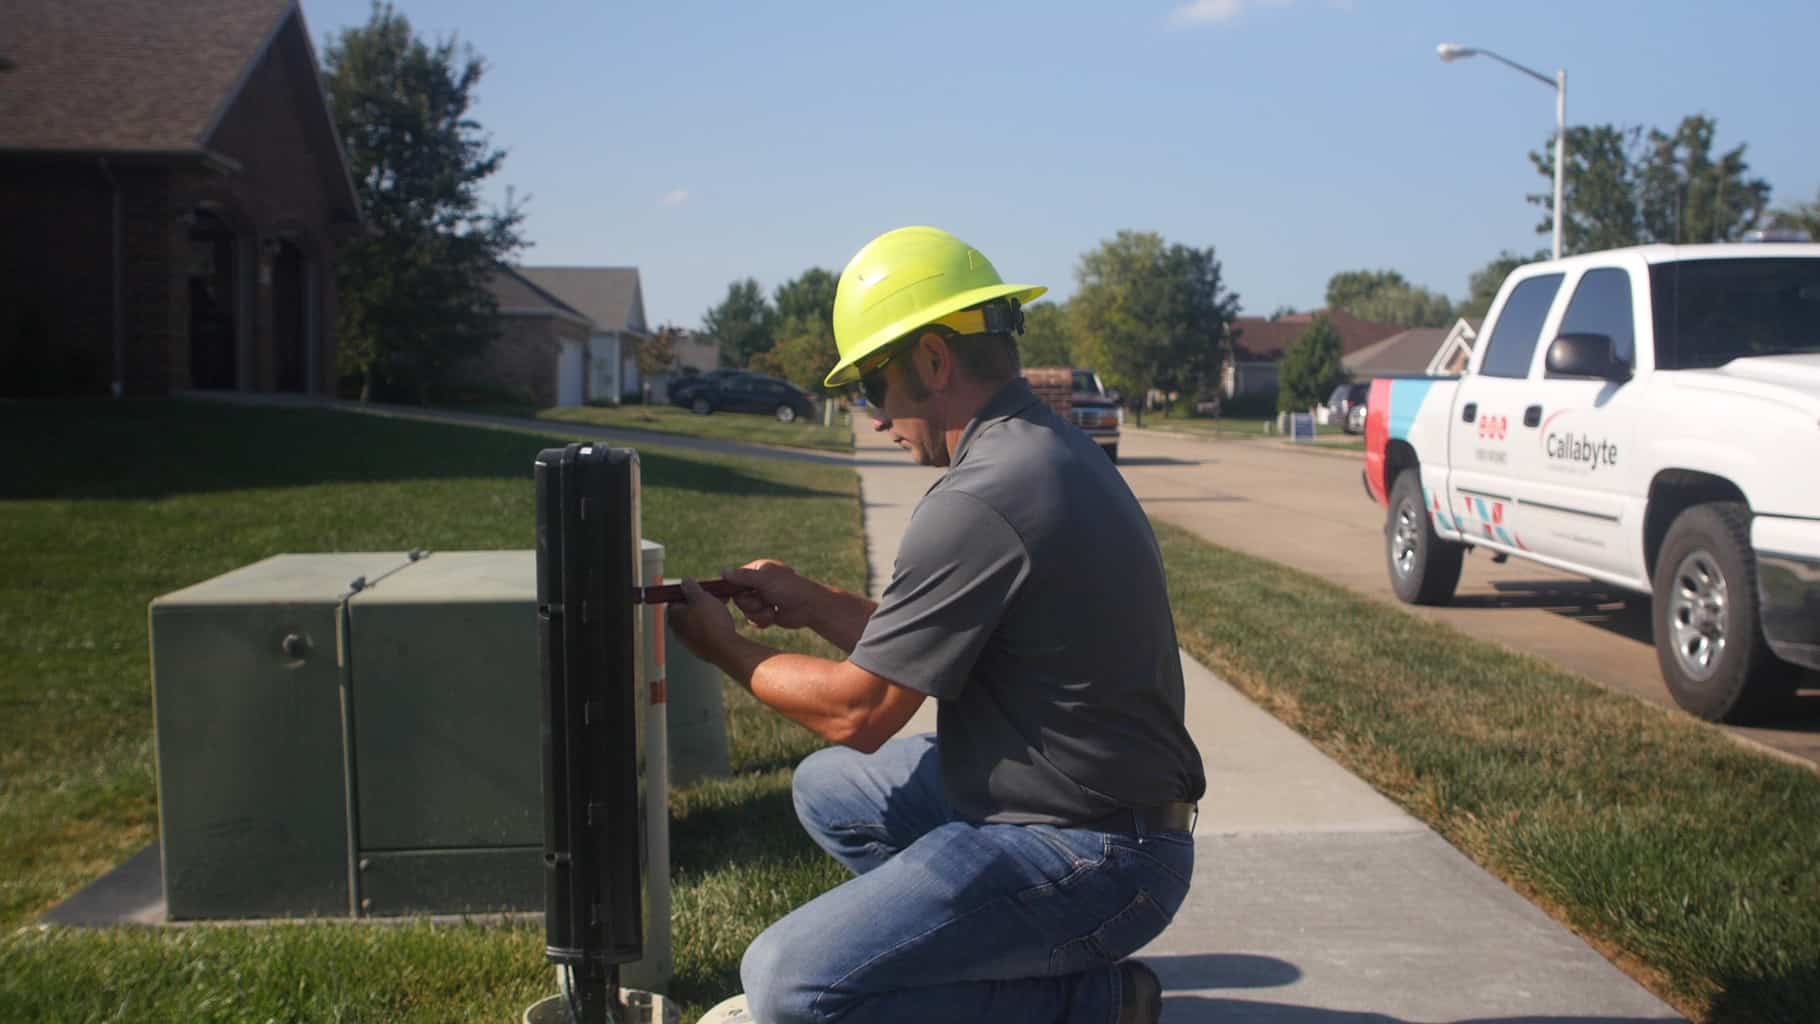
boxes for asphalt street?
[1118,424,1820,767]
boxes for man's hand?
[665,578,739,658]
[725,560,824,631]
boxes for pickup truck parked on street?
[1025,366,1123,461]
[1363,244,1820,722]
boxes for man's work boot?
[1117,959,1162,1024]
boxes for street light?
[1438,42,1567,260]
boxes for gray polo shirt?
[849,379,1205,826]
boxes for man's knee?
[791,745,861,832]
[741,921,822,1024]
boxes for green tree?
[1016,301,1075,368]
[1277,314,1345,414]
[635,323,682,402]
[1530,115,1770,252]
[1766,189,1820,240]
[1325,270,1407,312]
[324,2,526,402]
[1071,231,1239,423]
[773,268,839,331]
[1324,269,1453,327]
[1458,251,1545,320]
[702,278,776,368]
[767,317,840,394]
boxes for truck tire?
[1104,443,1119,463]
[1652,502,1793,723]
[691,396,712,415]
[1387,469,1463,606]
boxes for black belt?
[1079,801,1197,835]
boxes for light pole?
[1438,42,1567,260]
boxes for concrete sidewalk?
[851,419,1680,1023]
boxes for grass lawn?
[1134,416,1279,439]
[454,400,854,453]
[0,399,857,1022]
[1155,520,1820,1023]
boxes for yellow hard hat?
[825,226,1046,388]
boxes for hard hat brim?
[823,282,1048,389]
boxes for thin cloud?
[1169,0,1297,27]
[658,189,689,207]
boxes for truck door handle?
[1462,403,1477,423]
[1524,405,1542,428]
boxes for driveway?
[1118,424,1820,767]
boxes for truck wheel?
[1104,443,1119,463]
[691,396,711,415]
[1652,502,1793,723]
[1387,470,1463,605]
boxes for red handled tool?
[631,579,752,605]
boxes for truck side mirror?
[1545,333,1630,381]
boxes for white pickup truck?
[1363,243,1820,723]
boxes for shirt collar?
[950,378,1043,468]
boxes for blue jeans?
[741,734,1194,1024]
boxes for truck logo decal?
[1540,410,1619,473]
[1544,431,1619,472]
[1454,494,1529,551]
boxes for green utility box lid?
[151,552,422,921]
[346,551,540,853]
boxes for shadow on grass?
[1116,456,1206,467]
[0,401,842,502]
[670,786,811,877]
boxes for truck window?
[1479,273,1564,378]
[1650,258,1820,370]
[1552,268,1635,373]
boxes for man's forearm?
[807,585,877,654]
[703,633,876,747]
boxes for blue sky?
[300,0,1820,330]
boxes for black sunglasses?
[857,336,916,408]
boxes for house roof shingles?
[1229,309,1405,363]
[1343,327,1450,377]
[487,266,590,322]
[517,267,647,335]
[1,0,294,154]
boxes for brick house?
[0,0,361,397]
[1223,309,1404,398]
[472,266,593,407]
[516,267,649,405]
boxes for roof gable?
[0,0,294,154]
[517,267,646,335]
[1230,308,1405,362]
[487,266,591,324]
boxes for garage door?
[557,340,584,406]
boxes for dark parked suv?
[672,372,817,422]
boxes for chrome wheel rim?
[1393,499,1421,577]
[1668,551,1728,681]
[777,406,795,422]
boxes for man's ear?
[918,331,955,388]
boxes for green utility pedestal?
[149,548,668,930]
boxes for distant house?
[1343,327,1450,378]
[517,267,648,405]
[646,330,721,404]
[470,267,593,407]
[1223,309,1403,397]
[0,0,362,397]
